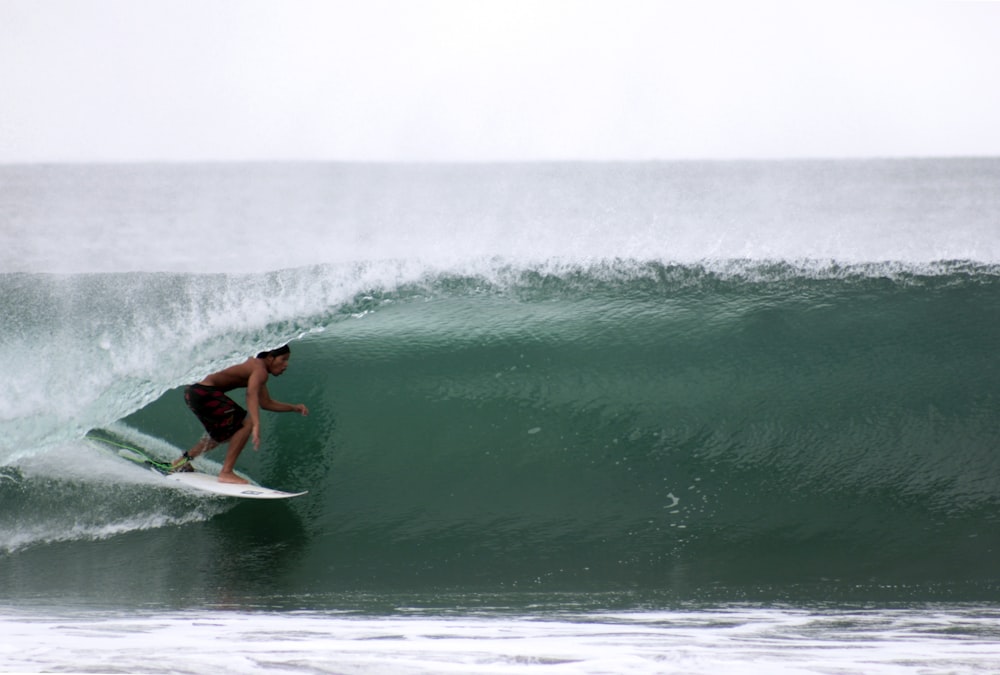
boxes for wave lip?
[4,257,994,460]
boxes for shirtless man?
[174,345,309,484]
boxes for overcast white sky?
[1,0,999,162]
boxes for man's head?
[257,344,291,376]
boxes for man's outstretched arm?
[259,384,309,415]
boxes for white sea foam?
[0,437,230,553]
[1,606,998,674]
[0,509,211,555]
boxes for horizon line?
[2,154,999,167]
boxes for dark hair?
[257,344,291,359]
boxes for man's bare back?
[199,358,269,391]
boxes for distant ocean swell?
[0,260,997,599]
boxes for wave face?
[2,161,1000,606]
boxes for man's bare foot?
[218,471,249,485]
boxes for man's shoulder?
[246,357,270,379]
[210,358,265,388]
[230,358,261,374]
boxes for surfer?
[173,345,309,484]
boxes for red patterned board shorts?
[184,384,248,442]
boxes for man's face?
[268,353,291,376]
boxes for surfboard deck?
[87,431,307,499]
[165,470,307,499]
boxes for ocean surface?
[2,159,999,673]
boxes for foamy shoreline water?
[4,606,999,674]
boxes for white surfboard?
[87,432,307,499]
[165,471,307,499]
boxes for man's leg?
[218,416,252,484]
[172,435,218,471]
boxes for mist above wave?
[3,159,998,274]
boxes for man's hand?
[295,404,309,416]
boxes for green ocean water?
[4,262,999,608]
